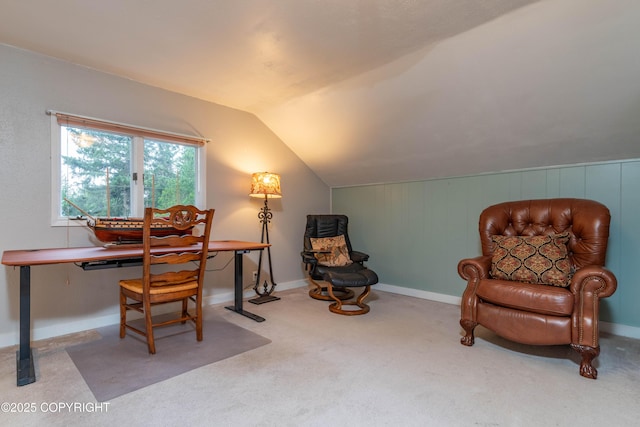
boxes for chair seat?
[119,278,198,295]
[322,263,378,287]
[476,279,574,317]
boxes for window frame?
[50,113,207,227]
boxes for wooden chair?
[119,205,214,354]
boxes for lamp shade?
[249,172,282,198]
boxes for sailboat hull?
[90,218,192,243]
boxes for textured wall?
[262,1,640,186]
[0,45,329,345]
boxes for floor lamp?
[248,172,281,304]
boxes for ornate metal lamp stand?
[248,172,281,305]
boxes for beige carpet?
[66,312,271,402]
[1,288,640,426]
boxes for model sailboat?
[64,198,192,244]
[64,170,193,244]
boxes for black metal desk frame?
[6,241,267,386]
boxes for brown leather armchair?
[458,198,617,379]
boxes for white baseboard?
[376,283,462,305]
[375,282,640,340]
[1,279,638,347]
[600,321,640,340]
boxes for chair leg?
[143,299,156,354]
[119,290,126,339]
[570,344,600,379]
[327,284,371,315]
[460,319,477,346]
[181,298,189,324]
[196,296,203,342]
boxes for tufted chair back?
[479,198,610,269]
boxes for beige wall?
[0,44,329,346]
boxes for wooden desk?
[1,240,269,386]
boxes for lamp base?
[248,294,281,305]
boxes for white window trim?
[50,114,207,227]
[130,136,145,217]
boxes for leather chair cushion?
[476,278,574,316]
[320,263,379,287]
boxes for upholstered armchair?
[301,214,378,315]
[458,198,617,379]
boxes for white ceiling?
[2,0,640,186]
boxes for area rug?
[66,312,271,402]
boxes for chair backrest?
[303,214,353,254]
[142,205,214,290]
[479,198,610,269]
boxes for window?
[50,112,207,226]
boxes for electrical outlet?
[252,270,258,281]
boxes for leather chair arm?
[458,256,492,281]
[301,250,318,266]
[569,265,617,349]
[570,266,617,299]
[458,255,491,332]
[350,250,370,264]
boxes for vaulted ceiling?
[2,0,640,186]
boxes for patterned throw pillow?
[310,235,353,267]
[490,233,572,287]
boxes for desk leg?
[225,250,265,322]
[17,266,35,386]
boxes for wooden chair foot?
[571,344,599,379]
[460,319,477,346]
[327,285,371,315]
